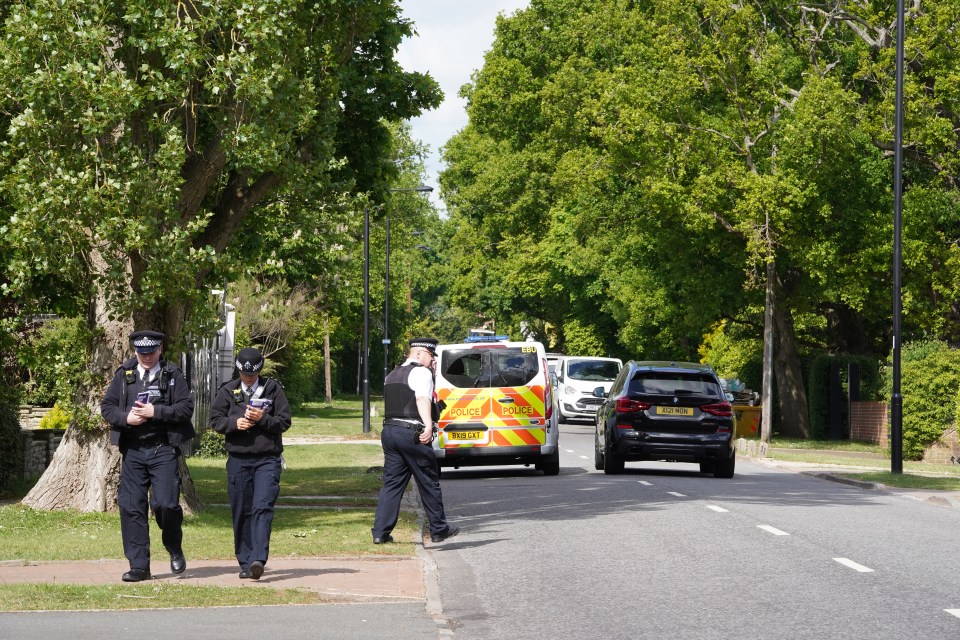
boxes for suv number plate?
[655,406,694,416]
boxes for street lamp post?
[891,0,906,474]
[362,184,434,433]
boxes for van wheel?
[539,450,560,476]
[713,452,735,479]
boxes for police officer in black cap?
[209,347,291,580]
[100,330,195,582]
[372,337,459,545]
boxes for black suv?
[593,361,735,478]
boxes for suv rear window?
[628,372,722,396]
[567,360,620,381]
[441,348,540,389]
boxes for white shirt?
[403,359,434,398]
[137,364,160,382]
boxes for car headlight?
[564,385,576,396]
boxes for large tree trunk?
[22,426,121,511]
[22,273,130,511]
[773,301,811,438]
[22,251,202,513]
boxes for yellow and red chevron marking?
[437,387,488,424]
[440,426,546,449]
[437,385,547,448]
[490,427,546,446]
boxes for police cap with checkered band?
[129,330,164,353]
[235,347,264,373]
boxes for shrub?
[883,340,960,460]
[193,429,227,458]
[17,316,91,407]
[37,404,71,430]
[0,403,23,493]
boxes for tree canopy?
[441,0,960,362]
[0,0,441,342]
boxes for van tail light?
[701,401,733,419]
[616,398,650,414]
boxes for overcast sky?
[395,0,530,207]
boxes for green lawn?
[0,399,421,610]
[289,396,384,438]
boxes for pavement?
[0,477,440,610]
[0,555,426,601]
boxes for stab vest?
[383,363,424,423]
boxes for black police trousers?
[226,453,282,571]
[372,423,450,538]
[118,444,183,571]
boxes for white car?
[555,356,623,423]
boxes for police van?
[433,337,560,475]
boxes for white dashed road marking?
[832,558,874,573]
[579,455,589,460]
[565,449,575,453]
[757,525,790,536]
[638,481,652,486]
[667,492,686,497]
[945,609,960,619]
[706,505,728,513]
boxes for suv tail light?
[616,398,650,413]
[700,401,733,417]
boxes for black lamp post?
[362,184,434,434]
[891,0,906,473]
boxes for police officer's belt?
[383,418,423,431]
[126,433,169,448]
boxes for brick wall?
[922,427,960,464]
[850,401,888,445]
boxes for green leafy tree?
[1,1,440,510]
[440,0,960,438]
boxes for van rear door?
[437,344,548,449]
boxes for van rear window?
[567,359,620,381]
[441,348,540,389]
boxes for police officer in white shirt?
[372,338,459,545]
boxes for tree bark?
[760,248,775,444]
[21,426,121,511]
[22,249,202,513]
[324,317,333,404]
[773,300,811,438]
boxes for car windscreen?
[440,347,540,389]
[628,372,722,397]
[567,359,620,382]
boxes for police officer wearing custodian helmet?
[209,347,292,580]
[100,330,195,582]
[372,337,458,545]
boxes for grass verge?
[0,583,333,611]
[0,401,425,611]
[764,438,960,489]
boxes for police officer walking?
[100,330,195,582]
[209,347,291,580]
[372,338,459,545]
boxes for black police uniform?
[209,375,291,576]
[371,360,453,541]
[100,355,195,577]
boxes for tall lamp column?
[362,185,433,434]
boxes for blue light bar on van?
[464,335,510,343]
